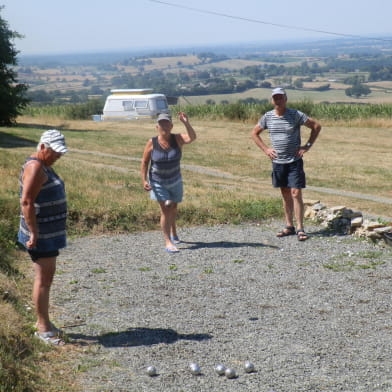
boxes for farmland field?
[177,86,392,105]
[19,37,392,107]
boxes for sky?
[1,0,392,56]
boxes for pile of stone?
[304,200,392,245]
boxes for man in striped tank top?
[251,88,321,241]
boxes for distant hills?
[18,37,392,67]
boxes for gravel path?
[53,221,392,392]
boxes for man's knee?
[291,188,302,199]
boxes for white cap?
[271,87,286,97]
[39,130,68,153]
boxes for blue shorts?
[272,159,306,189]
[150,180,183,203]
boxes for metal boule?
[225,367,237,379]
[244,361,255,373]
[215,364,226,376]
[165,200,173,207]
[146,365,157,376]
[189,363,201,375]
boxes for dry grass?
[8,114,392,219]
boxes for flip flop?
[276,226,296,237]
[165,246,179,253]
[170,236,181,244]
[35,331,65,346]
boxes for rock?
[304,199,320,206]
[363,221,386,230]
[351,216,363,228]
[304,206,317,219]
[374,226,392,233]
[304,201,390,245]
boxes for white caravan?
[101,89,170,120]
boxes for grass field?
[4,114,392,219]
[178,86,392,105]
[1,114,391,391]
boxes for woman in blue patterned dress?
[141,112,196,253]
[18,129,68,345]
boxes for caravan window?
[134,100,149,109]
[122,101,134,111]
[156,98,168,110]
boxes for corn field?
[173,101,392,122]
[22,99,104,120]
[22,100,392,122]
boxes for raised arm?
[176,112,196,147]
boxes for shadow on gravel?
[182,240,279,250]
[307,228,349,237]
[68,327,212,347]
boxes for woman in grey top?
[141,112,196,253]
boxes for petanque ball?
[215,364,226,376]
[244,361,255,373]
[225,368,237,379]
[146,365,157,376]
[189,363,201,375]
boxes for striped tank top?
[259,108,308,164]
[18,158,67,252]
[149,134,182,186]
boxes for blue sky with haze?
[2,0,391,55]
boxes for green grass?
[323,250,386,271]
[91,268,106,274]
[172,101,392,123]
[138,267,152,272]
[323,260,386,271]
[21,99,392,123]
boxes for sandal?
[296,230,309,241]
[170,236,181,244]
[276,226,296,237]
[165,246,179,253]
[35,331,65,346]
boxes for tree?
[293,79,304,89]
[0,8,28,125]
[345,82,371,98]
